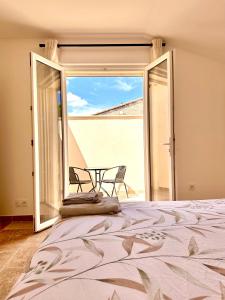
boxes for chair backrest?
[115,166,126,183]
[69,167,79,184]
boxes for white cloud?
[68,105,104,116]
[67,92,104,116]
[66,78,73,86]
[73,107,103,116]
[67,92,88,108]
[114,78,134,92]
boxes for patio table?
[84,167,110,191]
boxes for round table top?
[84,167,110,171]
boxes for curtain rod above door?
[39,42,166,48]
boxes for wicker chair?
[99,165,128,197]
[69,166,95,193]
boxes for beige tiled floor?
[0,221,49,300]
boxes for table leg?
[89,170,98,192]
[96,170,101,190]
[98,170,111,196]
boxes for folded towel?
[62,192,103,205]
[59,197,121,217]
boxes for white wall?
[59,37,151,64]
[0,37,150,216]
[173,48,225,200]
[1,38,225,216]
[0,39,43,215]
[68,117,145,194]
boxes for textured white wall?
[68,117,145,194]
[1,38,225,216]
[0,39,43,215]
[173,48,225,200]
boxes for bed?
[7,200,225,300]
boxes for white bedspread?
[7,200,225,300]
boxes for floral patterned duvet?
[7,200,225,300]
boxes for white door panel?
[31,52,68,232]
[144,51,175,201]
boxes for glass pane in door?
[149,60,172,200]
[36,61,63,224]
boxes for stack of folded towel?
[59,192,121,218]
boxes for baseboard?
[0,215,33,224]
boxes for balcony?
[68,114,145,201]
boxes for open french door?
[144,51,175,201]
[31,52,68,232]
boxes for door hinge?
[30,105,32,111]
[32,171,34,176]
[31,139,34,146]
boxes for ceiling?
[0,0,225,61]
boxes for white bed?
[7,199,225,300]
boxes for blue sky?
[66,76,143,115]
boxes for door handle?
[162,142,170,146]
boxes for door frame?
[64,67,146,200]
[31,52,68,232]
[144,51,176,201]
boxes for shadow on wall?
[67,117,145,196]
[68,126,93,192]
[68,125,88,168]
[68,123,136,195]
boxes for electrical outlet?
[15,198,28,207]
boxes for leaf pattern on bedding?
[7,199,225,300]
[189,297,208,300]
[58,223,81,238]
[220,282,225,300]
[26,278,55,285]
[153,215,165,225]
[137,269,151,294]
[47,268,75,273]
[98,278,146,293]
[188,237,199,256]
[136,209,154,217]
[212,225,225,230]
[88,218,112,233]
[162,294,173,300]
[199,248,225,255]
[154,289,162,300]
[38,246,63,271]
[117,235,149,248]
[109,290,121,300]
[39,246,63,255]
[204,264,225,276]
[121,217,132,229]
[82,239,104,258]
[122,237,134,255]
[158,209,185,223]
[7,283,45,300]
[121,217,149,230]
[132,218,150,226]
[164,262,217,293]
[138,242,163,254]
[186,226,206,237]
[117,232,165,255]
